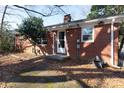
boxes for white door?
[57,31,66,54]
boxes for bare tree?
[0,5,69,44]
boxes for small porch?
[45,54,70,61]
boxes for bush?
[0,31,15,52]
[0,23,15,53]
[0,41,14,52]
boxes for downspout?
[52,32,55,55]
[76,27,81,60]
[111,18,121,68]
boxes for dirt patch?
[0,53,124,88]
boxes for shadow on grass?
[0,56,123,88]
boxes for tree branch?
[24,9,32,18]
[54,5,68,15]
[13,5,52,17]
[54,5,74,20]
[4,12,24,18]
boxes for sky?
[0,5,91,30]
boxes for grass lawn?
[0,53,124,88]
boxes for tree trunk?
[0,5,8,87]
[0,5,8,49]
[0,5,8,34]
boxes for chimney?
[64,14,71,23]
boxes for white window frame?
[36,37,47,45]
[41,38,47,45]
[81,25,94,43]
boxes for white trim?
[111,18,115,66]
[81,25,94,43]
[81,15,124,24]
[47,15,124,31]
[110,18,120,68]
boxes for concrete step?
[45,54,70,61]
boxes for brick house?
[15,15,124,66]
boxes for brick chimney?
[64,14,71,23]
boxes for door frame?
[56,30,66,54]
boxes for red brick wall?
[45,30,57,54]
[66,28,81,58]
[80,24,111,64]
[15,23,119,65]
[15,35,33,51]
[65,24,119,65]
[45,31,53,54]
[46,23,119,65]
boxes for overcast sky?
[0,5,91,30]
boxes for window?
[41,38,47,44]
[81,26,94,42]
[36,32,47,45]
